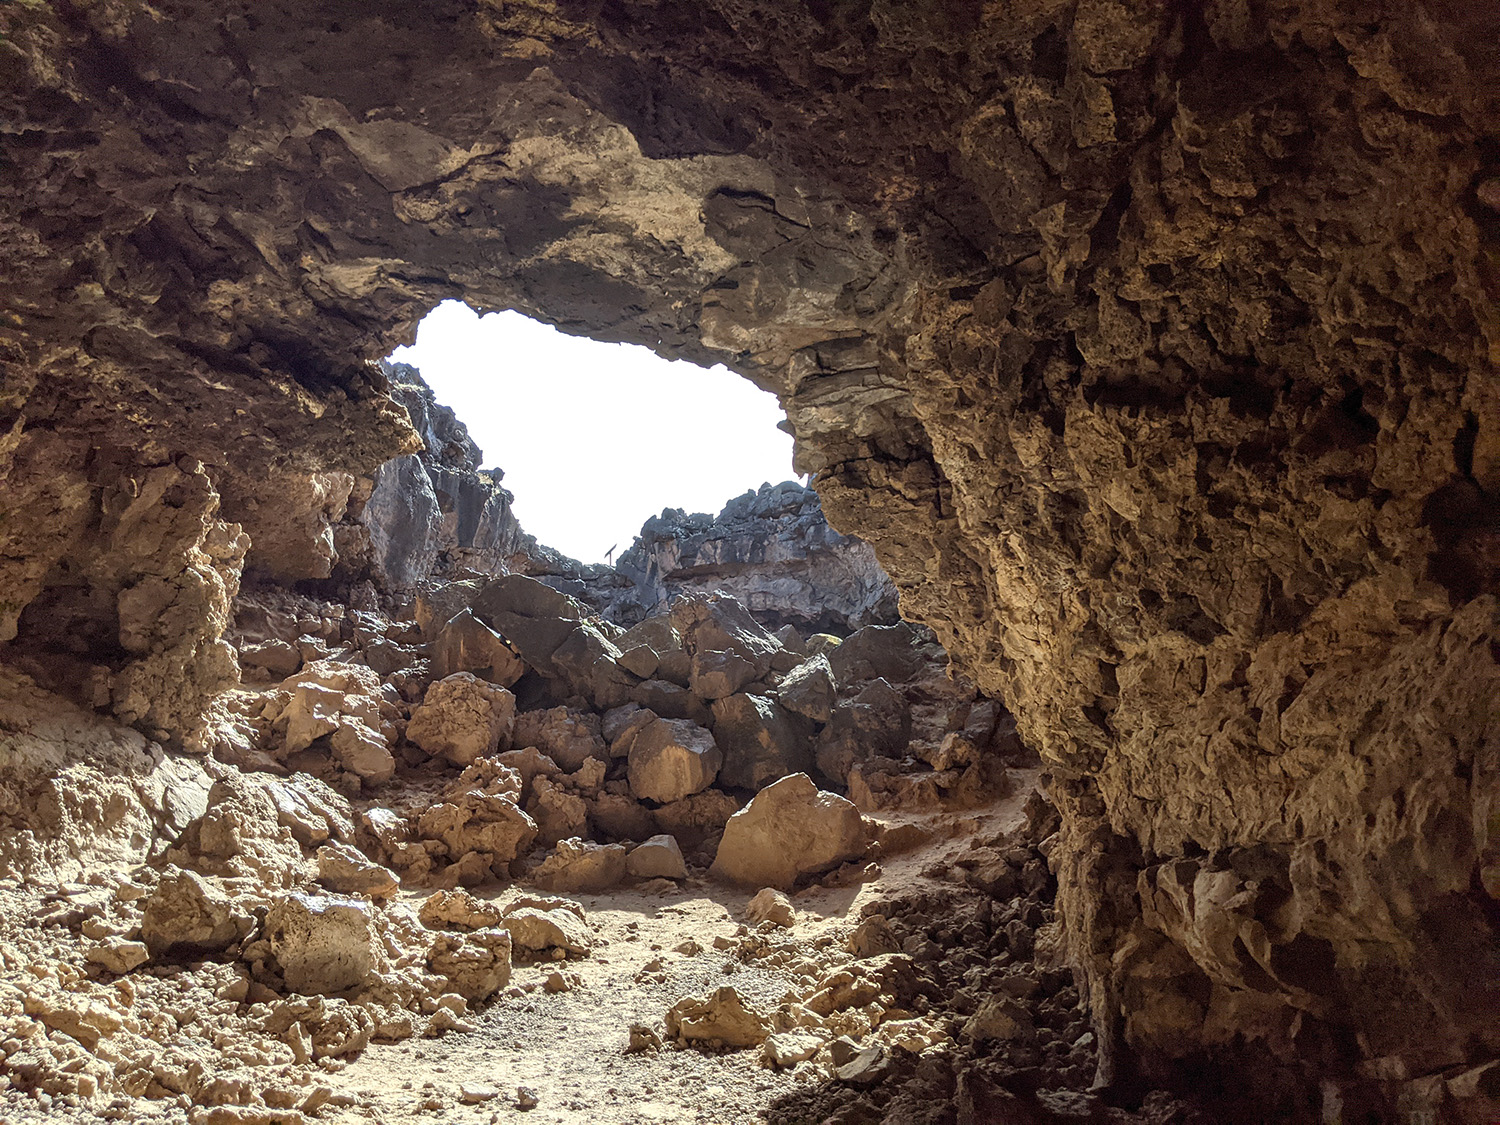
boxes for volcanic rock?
[666,987,770,1048]
[140,869,244,959]
[511,707,606,772]
[627,718,723,804]
[316,842,399,899]
[815,679,912,786]
[670,594,782,700]
[265,892,381,996]
[427,928,513,1003]
[710,692,815,791]
[773,655,837,723]
[625,834,688,880]
[405,673,516,766]
[711,774,868,890]
[531,838,627,893]
[429,609,526,687]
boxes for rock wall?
[2,1,1498,1113]
[562,481,899,633]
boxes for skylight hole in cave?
[388,300,798,565]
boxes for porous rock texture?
[595,481,899,632]
[3,2,1500,1116]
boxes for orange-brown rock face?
[2,1,1498,1112]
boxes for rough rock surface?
[711,774,869,890]
[2,1,1498,1112]
[405,673,516,766]
[598,482,897,632]
[626,718,724,804]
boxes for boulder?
[630,679,712,726]
[406,672,516,765]
[427,928,513,1002]
[469,574,584,679]
[316,841,399,898]
[772,624,806,656]
[262,773,356,848]
[494,745,563,802]
[710,692,815,790]
[670,593,781,699]
[805,634,841,659]
[652,790,741,849]
[745,887,794,927]
[511,707,606,771]
[549,621,639,708]
[626,834,687,880]
[614,616,684,680]
[815,679,912,786]
[240,639,301,677]
[419,888,504,930]
[774,655,837,723]
[526,776,589,846]
[414,578,485,638]
[416,791,538,865]
[429,608,526,687]
[531,837,627,893]
[826,622,924,685]
[602,703,656,757]
[710,773,868,889]
[499,905,593,956]
[666,986,769,1048]
[266,892,381,995]
[274,659,394,784]
[86,938,151,974]
[586,792,659,841]
[627,718,723,803]
[140,868,243,958]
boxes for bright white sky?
[389,301,797,563]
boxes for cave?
[1,1,1498,1122]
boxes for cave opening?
[387,299,797,565]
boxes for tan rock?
[745,887,795,927]
[498,906,593,956]
[266,892,381,995]
[531,837,627,893]
[526,776,589,847]
[427,928,512,1002]
[141,868,244,958]
[627,718,722,803]
[416,791,538,864]
[429,608,526,687]
[666,986,769,1048]
[406,672,516,765]
[419,888,505,930]
[316,841,399,898]
[652,789,741,849]
[511,706,606,771]
[710,773,868,889]
[86,937,150,974]
[626,834,687,880]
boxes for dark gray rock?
[710,692,815,791]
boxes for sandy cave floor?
[0,783,1038,1125]
[321,793,1032,1125]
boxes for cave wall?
[2,0,1498,1109]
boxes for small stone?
[459,1083,500,1104]
[516,1086,539,1110]
[316,841,399,898]
[85,938,150,974]
[665,986,770,1048]
[745,888,795,928]
[627,1023,662,1053]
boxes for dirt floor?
[0,777,1044,1125]
[318,787,1035,1125]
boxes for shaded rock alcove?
[3,2,1499,1119]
